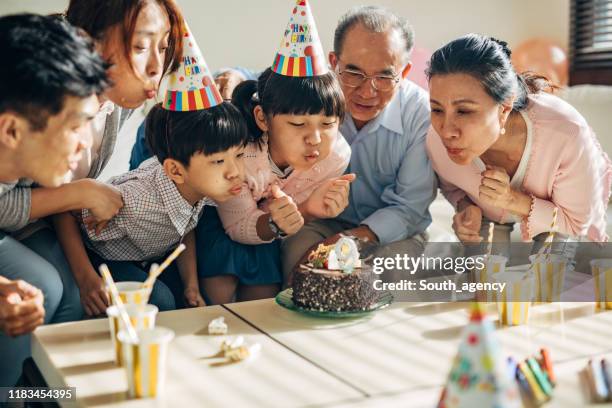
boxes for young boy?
[80,102,248,309]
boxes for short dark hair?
[334,6,414,63]
[66,0,184,75]
[426,34,555,111]
[0,13,109,130]
[232,68,345,143]
[145,102,249,166]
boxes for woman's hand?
[479,165,532,216]
[452,205,483,243]
[0,278,45,337]
[479,165,515,209]
[300,174,356,220]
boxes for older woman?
[426,34,611,252]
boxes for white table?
[31,274,612,407]
[225,300,612,407]
[32,306,362,407]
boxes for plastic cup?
[118,327,174,399]
[108,282,151,306]
[469,255,508,302]
[107,304,158,366]
[493,271,534,326]
[529,254,567,303]
[590,259,612,310]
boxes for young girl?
[197,67,355,304]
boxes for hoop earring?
[500,127,506,135]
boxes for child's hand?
[76,271,109,316]
[268,185,304,236]
[302,174,356,219]
[82,217,110,236]
[184,287,206,307]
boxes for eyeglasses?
[336,66,401,92]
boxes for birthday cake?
[292,237,377,311]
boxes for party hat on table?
[162,20,222,111]
[271,0,328,77]
[438,303,521,408]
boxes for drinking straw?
[143,243,186,289]
[486,222,494,256]
[99,264,139,342]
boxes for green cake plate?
[275,288,393,318]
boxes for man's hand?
[214,70,247,100]
[268,185,304,236]
[184,287,206,307]
[0,278,45,337]
[75,271,109,316]
[319,225,379,250]
[300,174,356,220]
[80,179,123,233]
[452,205,483,243]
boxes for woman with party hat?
[46,0,187,318]
[196,0,355,304]
[77,21,249,311]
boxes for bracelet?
[268,216,288,239]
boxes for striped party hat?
[271,0,328,77]
[162,20,222,111]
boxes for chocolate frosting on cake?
[292,265,377,312]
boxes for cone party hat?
[162,20,222,111]
[438,303,521,408]
[271,0,328,77]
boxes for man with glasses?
[129,6,437,286]
[280,6,436,284]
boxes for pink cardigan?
[426,93,612,242]
[217,133,351,244]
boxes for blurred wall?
[1,0,569,72]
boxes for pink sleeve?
[438,175,467,209]
[216,186,272,245]
[521,125,611,241]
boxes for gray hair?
[333,6,414,62]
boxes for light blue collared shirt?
[338,81,436,245]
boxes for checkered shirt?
[81,157,210,261]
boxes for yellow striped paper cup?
[469,255,508,302]
[590,259,612,310]
[529,254,567,303]
[107,304,158,366]
[493,272,534,326]
[118,327,174,399]
[108,282,152,306]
